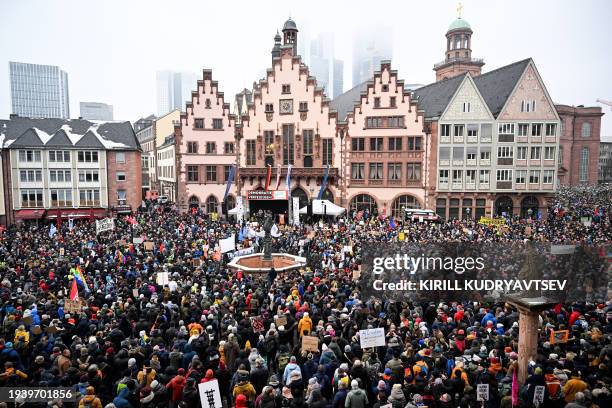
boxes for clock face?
[279,99,293,114]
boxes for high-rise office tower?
[352,26,393,87]
[309,32,344,98]
[156,70,197,116]
[80,102,114,121]
[9,61,70,119]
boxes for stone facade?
[176,70,237,213]
[342,61,426,217]
[556,104,602,186]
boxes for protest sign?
[133,237,144,244]
[250,316,265,333]
[550,245,575,255]
[292,197,300,225]
[64,299,83,314]
[550,329,569,344]
[59,247,65,256]
[479,217,506,226]
[220,235,236,253]
[156,272,169,286]
[144,241,154,251]
[359,328,386,348]
[301,335,319,352]
[275,316,288,327]
[533,385,545,405]
[95,218,115,235]
[476,384,489,401]
[198,380,222,408]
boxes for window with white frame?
[116,152,125,163]
[529,170,540,183]
[20,169,42,183]
[440,124,451,137]
[50,189,72,206]
[517,146,527,160]
[545,124,557,137]
[467,124,478,137]
[49,150,70,162]
[479,170,490,184]
[439,169,449,183]
[515,170,526,184]
[116,172,126,182]
[544,146,555,160]
[496,169,512,181]
[531,123,542,136]
[78,170,99,183]
[581,122,591,138]
[466,170,476,183]
[518,124,529,137]
[480,149,491,160]
[18,150,41,162]
[497,146,513,158]
[49,170,71,183]
[20,189,43,207]
[78,151,99,163]
[452,170,463,182]
[453,124,464,136]
[79,189,100,206]
[543,170,554,184]
[463,102,471,113]
[498,123,515,135]
[580,147,589,182]
[530,146,541,160]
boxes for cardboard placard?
[549,329,569,344]
[275,316,288,327]
[59,248,65,256]
[533,385,545,405]
[144,241,154,251]
[64,299,83,314]
[133,237,144,244]
[301,335,319,352]
[476,384,489,401]
[132,289,139,298]
[250,316,265,333]
[359,328,386,348]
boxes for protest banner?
[156,271,169,286]
[478,217,506,226]
[550,245,575,255]
[59,247,65,256]
[292,197,300,226]
[301,335,319,352]
[533,385,545,406]
[359,328,386,348]
[95,218,115,235]
[476,384,489,401]
[133,237,144,244]
[275,316,288,327]
[549,329,569,344]
[219,235,236,253]
[64,299,83,314]
[250,316,265,333]
[198,380,222,408]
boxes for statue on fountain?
[260,210,274,262]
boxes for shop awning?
[46,208,107,219]
[15,209,46,220]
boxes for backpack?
[278,353,291,374]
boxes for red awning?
[15,209,46,220]
[46,208,107,219]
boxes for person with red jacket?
[165,368,186,407]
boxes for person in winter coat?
[235,393,249,408]
[250,358,269,394]
[113,386,133,408]
[387,383,406,408]
[181,378,200,407]
[254,386,277,408]
[297,312,313,337]
[79,386,103,408]
[233,370,256,401]
[345,380,368,408]
[165,368,186,407]
[283,356,301,385]
[309,388,328,408]
[150,380,169,407]
[562,371,588,403]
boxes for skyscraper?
[80,102,114,121]
[9,61,70,119]
[156,71,197,116]
[309,32,344,98]
[352,26,393,87]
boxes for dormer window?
[282,84,291,94]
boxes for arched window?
[321,189,334,202]
[291,188,309,208]
[206,196,218,214]
[391,195,421,218]
[495,196,513,216]
[521,196,539,218]
[349,194,377,214]
[188,196,200,209]
[581,122,591,138]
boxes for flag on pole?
[285,164,293,193]
[68,218,74,231]
[223,165,236,200]
[69,278,79,300]
[317,165,330,199]
[389,217,397,229]
[511,366,519,407]
[264,164,272,191]
[274,164,282,190]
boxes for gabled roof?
[330,81,368,121]
[473,58,531,117]
[0,117,139,150]
[411,74,466,119]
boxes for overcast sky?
[1,0,611,137]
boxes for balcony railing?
[434,56,485,68]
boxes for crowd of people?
[0,185,609,408]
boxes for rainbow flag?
[72,265,90,293]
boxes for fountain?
[227,210,306,274]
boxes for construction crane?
[596,99,612,111]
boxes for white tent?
[299,199,346,216]
[228,206,243,215]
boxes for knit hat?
[377,380,386,390]
[351,380,359,390]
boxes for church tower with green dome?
[434,4,485,81]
